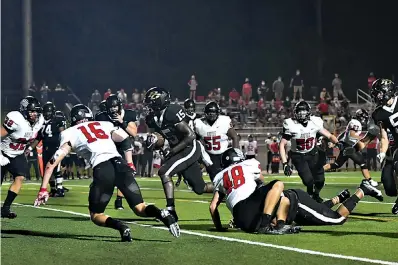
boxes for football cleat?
[1,207,17,219]
[119,225,132,242]
[114,198,124,210]
[55,188,65,197]
[257,224,299,235]
[228,218,237,229]
[359,180,383,201]
[175,175,182,187]
[160,209,180,238]
[167,207,179,222]
[367,178,379,187]
[337,189,351,203]
[392,201,398,215]
[312,194,323,203]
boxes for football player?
[243,134,257,159]
[1,96,44,218]
[362,78,398,213]
[264,133,273,173]
[279,101,339,202]
[33,104,180,241]
[323,109,383,200]
[195,101,239,181]
[209,148,296,234]
[28,102,67,197]
[95,94,137,210]
[144,87,213,221]
[94,100,107,120]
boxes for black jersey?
[39,114,66,149]
[95,109,137,127]
[371,97,398,142]
[146,104,191,148]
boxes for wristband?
[28,146,33,151]
[40,188,47,193]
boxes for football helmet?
[70,104,93,126]
[106,94,123,117]
[221,148,245,168]
[184,99,195,116]
[99,100,107,113]
[248,134,254,142]
[19,96,42,124]
[293,101,311,124]
[204,101,220,123]
[370,78,396,106]
[43,102,56,120]
[143,87,171,113]
[354,108,369,127]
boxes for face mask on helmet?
[295,109,310,123]
[27,111,39,123]
[43,110,53,120]
[186,107,195,116]
[107,101,121,117]
[206,110,218,122]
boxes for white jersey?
[213,159,261,212]
[338,119,362,147]
[60,121,120,168]
[244,140,257,156]
[1,111,44,158]
[282,116,324,153]
[195,115,232,155]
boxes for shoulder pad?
[165,104,185,124]
[310,116,324,128]
[123,109,137,122]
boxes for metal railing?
[357,89,372,105]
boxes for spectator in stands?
[229,88,240,106]
[54,83,64,91]
[207,89,215,101]
[320,88,331,101]
[242,78,252,103]
[317,100,329,118]
[29,82,38,97]
[141,89,147,102]
[283,96,292,115]
[367,72,376,90]
[332,73,346,99]
[238,100,249,128]
[248,98,257,117]
[272,76,284,101]
[91,89,102,106]
[257,80,268,101]
[40,82,49,104]
[188,75,198,100]
[219,95,227,107]
[104,88,112,100]
[118,88,128,104]
[290,69,304,101]
[329,97,341,116]
[214,88,221,102]
[274,98,283,112]
[132,88,141,104]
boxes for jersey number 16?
[77,122,109,143]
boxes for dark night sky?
[1,0,397,101]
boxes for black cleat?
[257,224,299,235]
[166,207,179,222]
[55,188,65,197]
[114,198,124,210]
[337,189,351,203]
[312,194,323,203]
[392,202,398,215]
[175,175,182,187]
[360,180,383,201]
[1,207,17,219]
[159,209,180,238]
[49,189,57,197]
[119,225,132,242]
[63,186,69,192]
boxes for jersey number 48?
[223,165,245,194]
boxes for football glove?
[0,153,10,166]
[283,163,292,177]
[34,188,49,207]
[146,133,158,149]
[377,152,386,163]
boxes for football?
[153,132,165,148]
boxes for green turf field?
[1,172,398,265]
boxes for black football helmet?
[355,108,369,126]
[99,100,107,113]
[370,78,396,106]
[293,101,311,124]
[221,148,245,168]
[184,99,196,116]
[143,87,171,113]
[19,96,42,124]
[106,94,123,117]
[204,101,220,123]
[248,134,254,142]
[43,102,56,120]
[70,104,93,126]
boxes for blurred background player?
[95,94,137,210]
[1,96,44,218]
[279,101,339,202]
[244,134,257,159]
[264,133,273,173]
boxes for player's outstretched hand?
[377,152,386,163]
[283,163,292,177]
[34,188,49,207]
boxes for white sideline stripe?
[15,183,396,205]
[10,202,398,265]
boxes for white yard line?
[7,202,398,265]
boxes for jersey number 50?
[77,122,109,143]
[296,137,314,151]
[223,165,245,194]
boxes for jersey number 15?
[77,122,109,143]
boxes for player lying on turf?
[33,104,180,241]
[274,178,381,227]
[209,148,297,235]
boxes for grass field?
[1,172,398,265]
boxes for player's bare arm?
[279,137,289,164]
[170,121,195,155]
[1,125,9,138]
[377,127,389,163]
[209,190,226,231]
[318,128,338,144]
[227,127,239,149]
